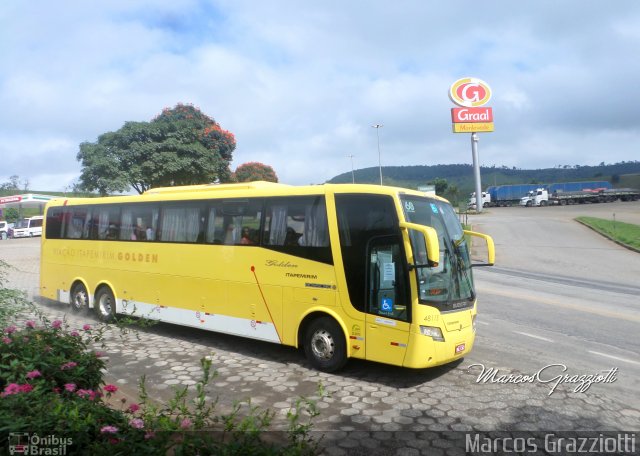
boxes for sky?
[1,1,639,191]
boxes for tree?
[77,104,236,195]
[3,207,19,223]
[428,177,448,195]
[233,162,278,183]
[0,175,20,191]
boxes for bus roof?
[45,182,449,207]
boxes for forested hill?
[327,162,640,194]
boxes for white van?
[12,216,44,238]
[0,221,8,240]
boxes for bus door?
[365,236,411,365]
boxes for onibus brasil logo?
[8,432,73,455]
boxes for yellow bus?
[40,182,494,371]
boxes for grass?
[575,216,640,250]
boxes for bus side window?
[45,208,64,239]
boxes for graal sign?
[449,77,492,107]
[449,77,494,133]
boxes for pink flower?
[2,337,11,344]
[103,384,118,393]
[26,370,42,379]
[76,389,96,400]
[25,320,36,329]
[82,324,92,331]
[144,431,155,440]
[19,384,33,393]
[4,325,16,334]
[70,330,80,337]
[100,426,118,434]
[61,362,77,370]
[51,320,63,329]
[64,383,77,392]
[0,383,33,397]
[180,418,192,429]
[128,403,140,413]
[53,387,61,394]
[129,418,144,429]
[1,383,21,397]
[95,351,106,358]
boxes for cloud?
[1,1,639,190]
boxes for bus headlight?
[420,325,445,342]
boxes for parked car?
[0,221,8,240]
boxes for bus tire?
[304,317,347,372]
[95,286,116,322]
[70,282,89,313]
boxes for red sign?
[451,107,493,123]
[0,196,22,204]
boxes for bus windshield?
[15,219,30,229]
[400,196,475,311]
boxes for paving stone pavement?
[2,238,638,455]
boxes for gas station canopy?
[0,193,59,216]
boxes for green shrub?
[0,272,321,454]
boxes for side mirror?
[463,230,495,266]
[400,222,440,267]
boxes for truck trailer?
[520,187,639,207]
[468,181,618,208]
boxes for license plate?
[455,343,466,354]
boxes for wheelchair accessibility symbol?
[381,298,393,313]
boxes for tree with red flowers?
[77,104,236,194]
[233,162,278,183]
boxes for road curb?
[574,219,640,254]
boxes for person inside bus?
[106,224,118,240]
[240,227,254,245]
[285,227,301,246]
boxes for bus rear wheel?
[304,317,347,372]
[70,282,89,313]
[95,287,116,322]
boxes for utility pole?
[372,124,383,185]
[348,155,355,183]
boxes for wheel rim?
[311,329,335,360]
[98,293,113,317]
[72,288,88,311]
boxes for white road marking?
[513,331,554,342]
[587,350,640,366]
[477,321,489,326]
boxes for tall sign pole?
[471,132,482,214]
[449,77,493,213]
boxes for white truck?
[468,191,491,209]
[520,188,640,207]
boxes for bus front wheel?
[304,317,347,372]
[70,282,89,313]
[95,287,116,322]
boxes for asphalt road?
[469,201,640,405]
